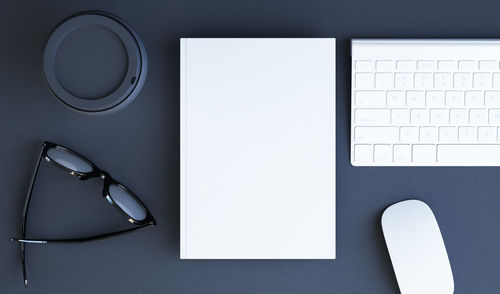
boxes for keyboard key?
[445,91,464,106]
[397,60,416,71]
[411,109,429,125]
[375,73,394,89]
[355,127,398,142]
[449,109,468,124]
[415,73,433,88]
[355,91,386,107]
[354,144,372,163]
[387,91,405,107]
[417,60,435,71]
[438,60,456,71]
[478,127,497,142]
[393,144,411,162]
[374,144,392,162]
[413,145,436,163]
[489,109,500,124]
[426,91,445,106]
[459,127,476,142]
[400,127,418,142]
[493,73,500,88]
[485,91,500,106]
[395,73,413,88]
[356,60,374,71]
[391,109,410,125]
[469,109,488,124]
[406,91,425,107]
[376,60,394,71]
[430,109,449,124]
[356,73,375,89]
[439,127,458,142]
[394,73,413,89]
[454,73,472,89]
[434,73,453,88]
[479,60,498,71]
[437,144,500,165]
[355,109,390,125]
[458,60,477,71]
[420,127,438,142]
[465,91,484,106]
[473,73,492,88]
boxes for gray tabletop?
[1,0,499,293]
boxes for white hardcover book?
[180,38,336,259]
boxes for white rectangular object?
[181,38,336,259]
[351,39,500,166]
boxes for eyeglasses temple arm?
[10,222,155,244]
[18,143,47,287]
[22,144,47,236]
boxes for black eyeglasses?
[11,141,156,287]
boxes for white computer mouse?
[381,199,454,294]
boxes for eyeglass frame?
[11,141,156,287]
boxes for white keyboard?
[351,39,500,166]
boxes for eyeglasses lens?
[46,146,94,173]
[108,184,147,221]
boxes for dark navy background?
[1,0,499,293]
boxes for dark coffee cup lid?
[43,11,147,114]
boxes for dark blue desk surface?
[1,0,499,293]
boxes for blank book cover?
[180,38,335,259]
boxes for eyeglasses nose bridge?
[99,171,110,180]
